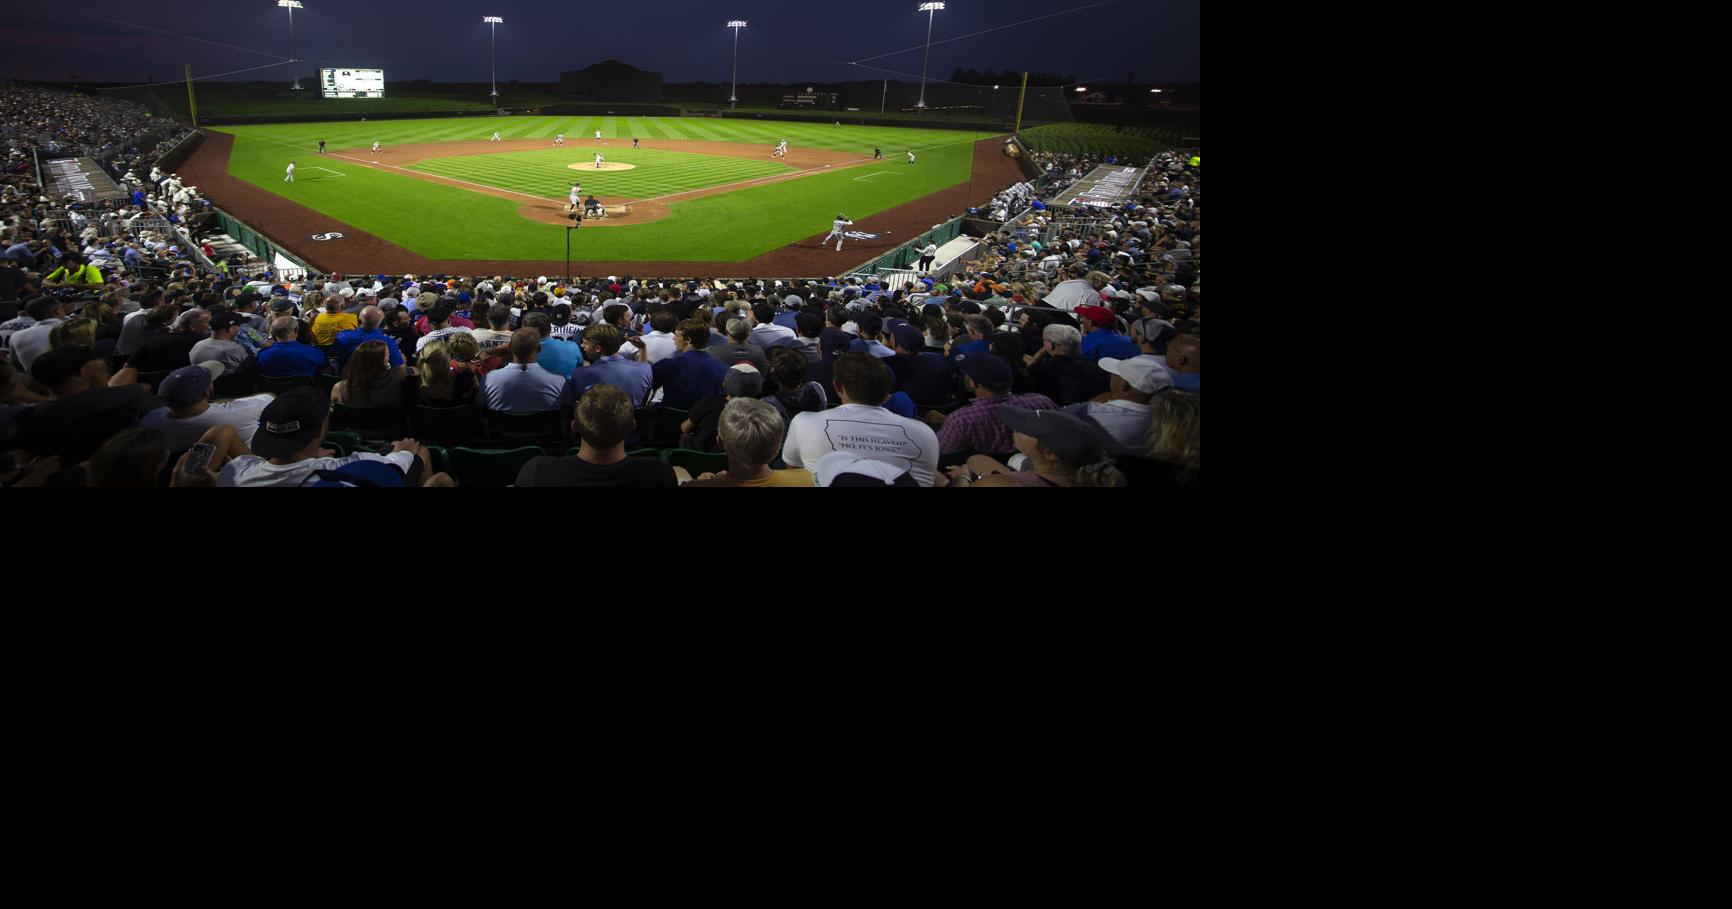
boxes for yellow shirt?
[311,312,358,347]
[684,469,815,487]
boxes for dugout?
[560,61,663,103]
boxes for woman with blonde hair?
[49,317,98,350]
[331,340,402,408]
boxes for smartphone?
[183,442,215,474]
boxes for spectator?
[16,345,160,464]
[651,319,729,410]
[1025,324,1109,406]
[1101,389,1199,489]
[782,352,939,486]
[930,353,1057,457]
[129,307,211,373]
[514,384,678,487]
[632,309,678,364]
[381,307,418,360]
[188,309,253,374]
[482,328,567,414]
[680,362,763,452]
[218,387,430,487]
[7,296,71,372]
[568,323,653,405]
[946,406,1120,488]
[43,251,104,291]
[949,314,993,360]
[847,312,896,359]
[1062,356,1172,449]
[712,318,773,372]
[1163,319,1200,392]
[684,398,814,487]
[332,340,403,408]
[770,311,823,363]
[762,346,826,421]
[886,323,955,405]
[333,305,405,372]
[415,339,477,406]
[812,450,920,487]
[85,427,169,487]
[748,301,795,348]
[415,303,470,353]
[1077,306,1141,361]
[472,302,515,350]
[310,293,357,348]
[257,316,326,377]
[140,363,273,448]
[521,311,580,379]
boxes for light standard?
[915,2,944,111]
[727,21,748,109]
[277,1,303,91]
[484,16,503,105]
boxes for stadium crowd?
[1,83,1198,489]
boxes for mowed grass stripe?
[404,147,791,200]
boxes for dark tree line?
[949,68,1075,86]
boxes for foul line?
[853,171,903,182]
[229,131,1003,208]
[310,166,346,177]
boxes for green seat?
[331,402,403,440]
[663,448,729,476]
[322,430,370,457]
[317,373,342,393]
[424,445,449,476]
[645,406,688,448]
[492,409,565,442]
[626,448,664,459]
[413,403,485,442]
[450,446,543,487]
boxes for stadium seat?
[412,403,485,442]
[491,410,565,442]
[644,407,688,448]
[317,373,342,393]
[626,448,663,459]
[449,446,542,487]
[258,374,315,394]
[663,448,729,476]
[331,403,403,440]
[211,371,256,399]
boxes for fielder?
[632,137,641,149]
[318,139,326,154]
[491,131,501,142]
[825,213,853,252]
[555,133,565,146]
[284,161,295,183]
[594,152,605,168]
[595,129,603,142]
[775,140,789,158]
[371,141,381,153]
[907,150,916,165]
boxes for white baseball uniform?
[595,130,602,141]
[555,134,564,145]
[371,141,381,152]
[491,132,501,141]
[907,151,916,164]
[826,217,853,251]
[284,162,295,182]
[594,153,604,168]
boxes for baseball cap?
[156,362,226,407]
[270,297,296,312]
[889,323,924,353]
[957,352,1012,390]
[208,309,250,330]
[722,362,764,397]
[999,406,1117,465]
[1097,357,1173,395]
[29,345,101,389]
[813,451,919,487]
[1077,305,1116,327]
[251,387,330,459]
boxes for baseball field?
[177,115,1028,277]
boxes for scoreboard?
[321,69,385,98]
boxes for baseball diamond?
[179,116,1025,275]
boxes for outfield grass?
[214,116,996,262]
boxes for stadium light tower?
[727,21,748,109]
[484,17,504,104]
[278,1,304,91]
[915,2,944,111]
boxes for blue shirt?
[650,349,728,410]
[536,337,582,379]
[333,327,405,371]
[483,362,569,414]
[258,341,327,377]
[773,311,800,331]
[1082,331,1140,361]
[951,338,990,360]
[568,354,654,406]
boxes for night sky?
[1,0,1199,86]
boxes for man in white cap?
[1060,356,1172,449]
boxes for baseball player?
[825,213,853,252]
[284,161,295,183]
[569,184,581,212]
[874,147,882,159]
[555,133,565,146]
[777,140,789,158]
[907,150,916,165]
[318,139,326,154]
[371,141,381,153]
[594,152,605,168]
[595,129,603,142]
[632,137,640,149]
[491,131,501,142]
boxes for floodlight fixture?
[278,1,304,90]
[485,16,504,102]
[728,21,749,108]
[915,2,945,110]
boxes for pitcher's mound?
[567,162,637,172]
